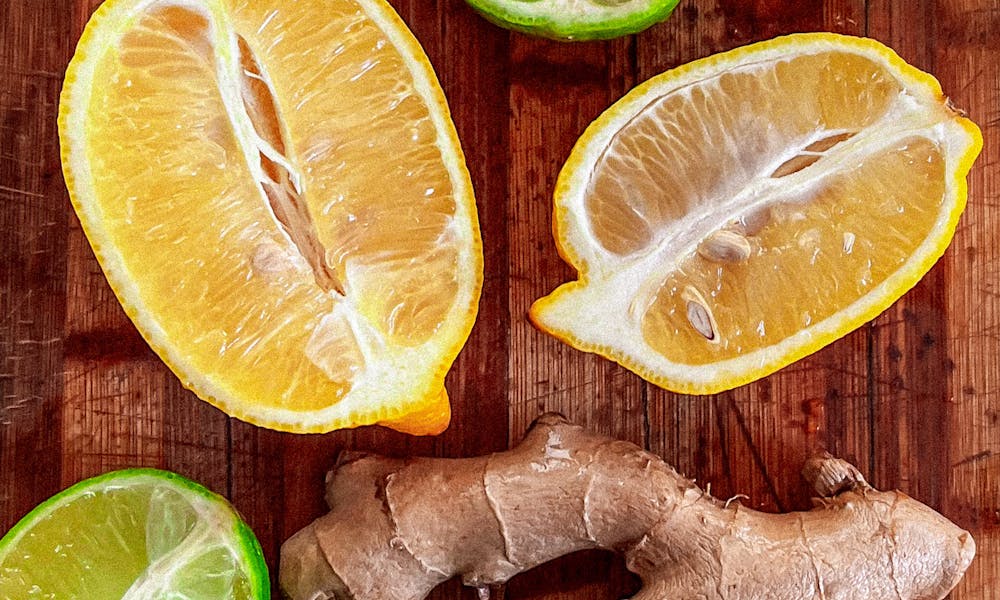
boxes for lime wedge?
[464,0,680,40]
[0,469,269,599]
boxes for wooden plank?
[507,34,645,446]
[864,0,950,546]
[229,423,285,589]
[0,0,72,531]
[402,0,512,460]
[868,1,1000,597]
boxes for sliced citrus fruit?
[465,0,680,40]
[530,33,982,394]
[0,469,268,599]
[59,0,482,433]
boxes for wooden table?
[2,0,997,597]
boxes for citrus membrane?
[530,33,983,394]
[464,0,681,40]
[0,469,269,599]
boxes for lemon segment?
[60,0,482,433]
[531,33,983,394]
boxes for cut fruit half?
[464,0,680,40]
[59,0,482,433]
[530,33,982,394]
[0,469,268,599]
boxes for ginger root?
[280,413,975,600]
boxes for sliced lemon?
[59,0,482,433]
[464,0,681,41]
[0,469,268,599]
[530,33,982,394]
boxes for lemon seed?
[698,229,752,264]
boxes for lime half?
[464,0,680,40]
[0,469,269,599]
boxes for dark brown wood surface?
[2,0,998,598]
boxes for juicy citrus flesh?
[0,469,268,599]
[464,0,680,40]
[60,0,482,433]
[530,33,982,394]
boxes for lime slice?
[464,0,680,40]
[0,469,269,599]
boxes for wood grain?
[1,0,72,541]
[1,0,998,598]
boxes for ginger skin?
[281,413,975,600]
